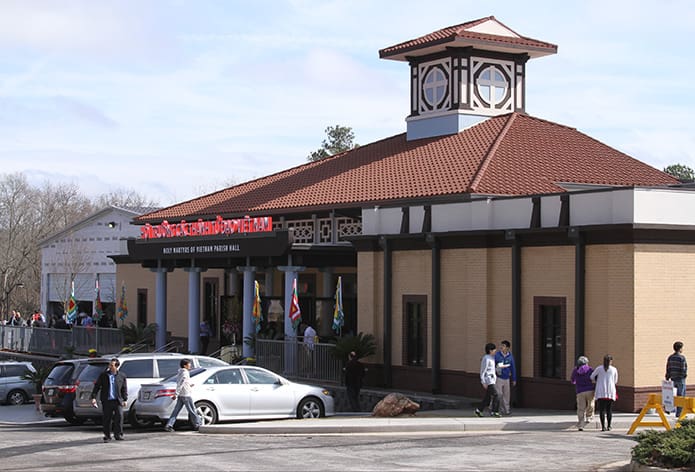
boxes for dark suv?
[42,359,90,424]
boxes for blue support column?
[278,264,305,376]
[185,267,202,354]
[151,267,168,350]
[236,265,256,358]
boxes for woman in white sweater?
[590,354,618,431]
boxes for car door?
[200,368,250,419]
[243,368,295,417]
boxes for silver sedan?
[136,365,335,425]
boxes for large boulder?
[371,393,420,417]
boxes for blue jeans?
[673,378,686,417]
[166,396,201,429]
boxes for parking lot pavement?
[0,403,64,425]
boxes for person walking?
[164,359,202,432]
[91,358,128,442]
[494,340,517,415]
[571,355,594,431]
[475,343,500,418]
[665,341,688,417]
[344,351,366,412]
[591,354,618,431]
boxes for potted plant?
[21,365,51,410]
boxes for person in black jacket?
[91,358,128,442]
[344,351,365,412]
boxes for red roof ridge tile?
[470,113,518,191]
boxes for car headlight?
[321,389,333,397]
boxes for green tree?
[307,125,358,162]
[663,163,695,182]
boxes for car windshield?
[161,367,206,383]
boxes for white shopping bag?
[662,380,675,413]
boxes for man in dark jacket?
[344,351,365,412]
[91,358,128,442]
[666,341,688,417]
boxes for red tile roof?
[379,16,557,60]
[136,113,678,223]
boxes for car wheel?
[195,401,218,425]
[297,397,324,419]
[128,404,155,429]
[7,389,28,406]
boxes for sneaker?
[103,436,111,443]
[474,408,483,417]
[164,426,174,432]
[491,412,501,418]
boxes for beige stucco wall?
[358,247,512,372]
[391,250,432,367]
[520,246,575,379]
[584,245,635,386]
[440,247,512,373]
[633,244,695,387]
[357,252,383,363]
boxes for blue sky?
[1,0,694,206]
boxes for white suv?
[72,352,227,427]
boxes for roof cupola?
[379,16,557,140]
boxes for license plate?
[47,389,55,396]
[142,392,150,400]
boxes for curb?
[198,418,637,435]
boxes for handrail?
[155,340,183,353]
[207,348,222,358]
[120,342,149,354]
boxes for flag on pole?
[67,281,77,324]
[93,279,104,322]
[117,282,128,321]
[252,280,263,333]
[332,276,344,334]
[289,278,302,330]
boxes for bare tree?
[0,173,95,319]
[0,174,36,319]
[94,188,159,209]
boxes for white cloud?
[1,0,695,207]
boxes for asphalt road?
[0,420,637,471]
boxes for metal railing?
[155,340,183,353]
[0,325,124,357]
[255,338,342,384]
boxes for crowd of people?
[1,309,117,329]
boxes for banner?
[662,379,675,413]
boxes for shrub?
[632,419,695,468]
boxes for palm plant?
[120,322,158,346]
[21,366,51,394]
[329,332,376,363]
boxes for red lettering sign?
[139,215,273,239]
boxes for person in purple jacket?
[571,356,595,431]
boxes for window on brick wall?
[534,296,566,379]
[137,289,148,327]
[403,295,427,367]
